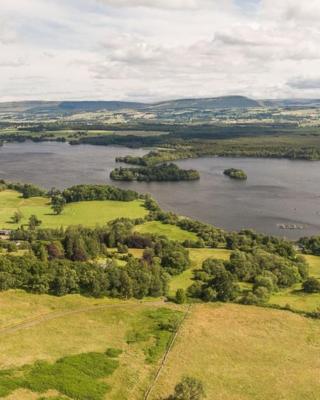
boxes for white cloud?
[0,0,320,101]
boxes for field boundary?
[143,303,192,400]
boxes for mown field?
[150,303,320,400]
[0,190,147,229]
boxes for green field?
[169,248,231,295]
[134,221,198,242]
[0,190,147,229]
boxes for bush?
[175,288,187,304]
[166,376,205,400]
[105,348,123,358]
[303,277,320,293]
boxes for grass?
[134,221,198,242]
[304,254,320,279]
[151,303,320,400]
[169,248,231,295]
[0,190,147,229]
[0,291,182,400]
[0,351,119,399]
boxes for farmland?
[0,190,147,229]
[0,290,184,400]
[1,291,320,400]
[150,303,320,400]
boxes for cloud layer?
[0,0,320,101]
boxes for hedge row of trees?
[0,255,169,298]
[298,236,320,256]
[61,184,140,203]
[0,181,141,202]
[0,180,46,198]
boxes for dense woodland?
[110,163,200,182]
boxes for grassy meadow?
[2,292,320,400]
[150,303,320,400]
[0,291,184,400]
[134,221,198,242]
[0,190,147,229]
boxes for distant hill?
[0,100,147,116]
[2,96,320,118]
[149,96,262,110]
[261,99,320,108]
[58,101,147,112]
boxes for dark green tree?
[166,376,205,400]
[28,215,42,230]
[51,195,66,215]
[175,288,187,304]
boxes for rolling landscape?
[1,0,320,399]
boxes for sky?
[1,0,320,102]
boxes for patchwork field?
[2,292,320,400]
[134,221,198,242]
[0,190,147,229]
[150,303,320,400]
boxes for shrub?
[303,277,320,293]
[175,288,187,304]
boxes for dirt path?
[0,300,167,336]
[143,304,192,400]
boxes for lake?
[0,141,319,239]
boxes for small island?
[110,162,200,182]
[223,168,247,180]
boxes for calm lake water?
[0,141,319,239]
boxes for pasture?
[0,291,183,400]
[150,303,320,400]
[134,221,198,242]
[0,190,147,229]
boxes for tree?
[11,210,23,224]
[51,195,66,215]
[28,215,42,230]
[175,288,187,304]
[166,376,205,400]
[303,277,320,293]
